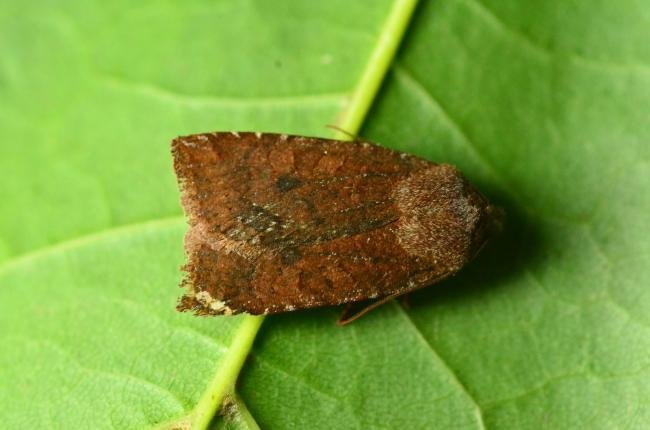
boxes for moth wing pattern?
[172,132,493,316]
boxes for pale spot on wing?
[195,290,234,315]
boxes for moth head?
[392,164,498,270]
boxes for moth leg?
[337,271,451,325]
[399,295,412,310]
[339,302,355,321]
[337,292,403,326]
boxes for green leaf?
[2,0,649,429]
[237,0,650,428]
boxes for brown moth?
[172,132,498,323]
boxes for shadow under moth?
[172,132,499,324]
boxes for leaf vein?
[395,303,487,430]
[99,74,349,108]
[393,65,507,189]
[111,297,231,352]
[20,336,188,411]
[464,0,650,74]
[252,355,341,405]
[0,216,185,276]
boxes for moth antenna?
[337,292,403,326]
[325,124,359,141]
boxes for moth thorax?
[392,165,491,269]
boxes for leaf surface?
[2,0,649,429]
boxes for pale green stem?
[191,315,264,430]
[334,0,420,139]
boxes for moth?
[172,132,499,323]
